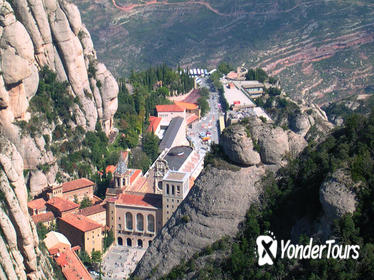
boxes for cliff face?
[0,0,118,278]
[0,0,118,191]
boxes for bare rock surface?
[0,0,119,278]
[220,125,261,166]
[133,166,265,279]
[320,169,358,221]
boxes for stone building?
[45,178,95,203]
[107,192,162,249]
[78,204,107,226]
[161,171,190,224]
[105,152,143,198]
[58,213,103,255]
[156,104,186,127]
[46,197,79,217]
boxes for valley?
[73,0,374,104]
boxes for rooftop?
[159,117,184,151]
[59,214,102,232]
[78,204,106,217]
[186,114,199,125]
[116,192,162,209]
[115,153,128,176]
[163,171,189,182]
[31,212,55,224]
[61,178,94,193]
[163,146,193,171]
[54,247,92,280]
[147,116,162,133]
[174,101,198,110]
[46,197,79,213]
[156,104,184,112]
[44,231,71,251]
[106,165,116,174]
[130,169,142,185]
[27,198,46,210]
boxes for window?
[118,237,123,245]
[126,212,133,230]
[177,185,180,194]
[138,239,143,248]
[172,185,175,195]
[166,184,170,195]
[166,205,169,208]
[127,238,132,247]
[136,213,144,231]
[147,215,155,232]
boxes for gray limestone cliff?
[133,165,265,279]
[0,0,118,189]
[0,0,119,278]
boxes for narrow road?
[112,0,229,16]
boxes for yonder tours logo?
[256,232,360,266]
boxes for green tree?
[198,97,209,117]
[79,197,92,209]
[91,250,102,264]
[103,229,114,251]
[142,132,160,162]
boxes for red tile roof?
[186,114,199,125]
[156,104,184,112]
[59,214,102,232]
[105,165,116,174]
[227,71,238,79]
[28,198,47,210]
[130,169,142,185]
[121,151,129,161]
[116,192,162,209]
[54,247,92,280]
[61,178,94,193]
[32,212,55,224]
[78,204,106,217]
[174,101,198,110]
[147,116,162,133]
[47,197,79,213]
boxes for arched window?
[117,237,123,246]
[136,213,144,231]
[166,184,170,195]
[148,240,152,247]
[126,212,133,230]
[147,215,155,232]
[127,238,132,247]
[138,239,143,248]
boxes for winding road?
[111,0,229,16]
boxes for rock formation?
[0,0,119,278]
[220,125,261,166]
[133,165,265,279]
[0,135,54,279]
[320,169,358,222]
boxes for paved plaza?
[101,245,146,280]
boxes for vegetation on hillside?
[159,111,374,279]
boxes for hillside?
[72,0,374,104]
[0,0,118,278]
[132,110,374,280]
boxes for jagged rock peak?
[0,0,118,137]
[0,0,119,278]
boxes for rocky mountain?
[0,0,118,278]
[133,104,332,279]
[72,0,374,104]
